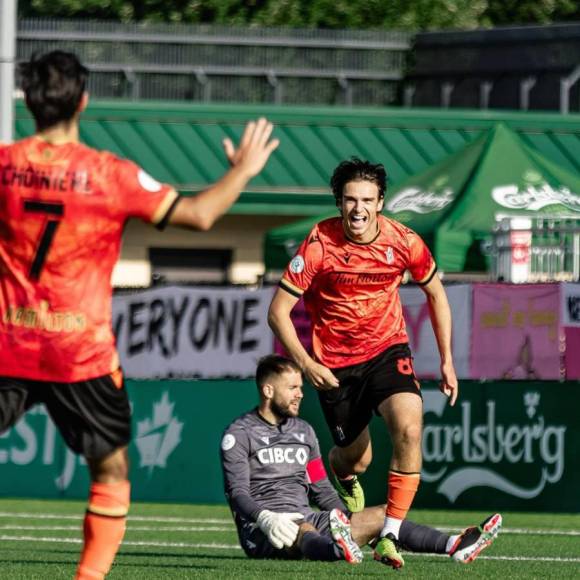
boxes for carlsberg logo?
[422,391,566,502]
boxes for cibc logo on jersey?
[257,446,308,465]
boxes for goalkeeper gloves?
[256,510,304,549]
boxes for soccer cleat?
[373,533,405,569]
[449,513,502,564]
[333,473,365,512]
[329,508,363,564]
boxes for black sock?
[300,531,343,561]
[399,520,449,554]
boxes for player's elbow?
[172,198,216,231]
[195,215,214,232]
[267,306,278,330]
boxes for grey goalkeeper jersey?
[221,408,345,526]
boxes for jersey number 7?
[24,200,64,281]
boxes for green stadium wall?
[0,379,578,512]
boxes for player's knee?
[350,455,372,475]
[398,422,422,449]
[297,521,318,543]
[88,447,129,483]
[332,445,372,475]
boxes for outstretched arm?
[420,274,458,405]
[168,118,279,230]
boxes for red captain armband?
[306,457,327,484]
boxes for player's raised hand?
[440,360,458,406]
[304,361,339,391]
[223,118,279,178]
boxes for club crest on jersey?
[385,247,395,264]
[290,255,305,274]
[221,433,236,451]
[138,169,162,193]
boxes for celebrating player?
[221,355,500,565]
[268,158,459,568]
[0,50,279,580]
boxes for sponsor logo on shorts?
[334,426,346,442]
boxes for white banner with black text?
[113,286,275,378]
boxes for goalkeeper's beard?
[271,399,300,420]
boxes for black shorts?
[0,371,131,460]
[318,343,422,447]
[238,510,330,559]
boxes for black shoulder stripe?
[416,265,438,286]
[279,280,302,298]
[155,195,182,231]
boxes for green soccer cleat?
[449,513,502,564]
[329,508,364,564]
[373,533,405,569]
[333,474,365,513]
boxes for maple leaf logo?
[135,392,184,474]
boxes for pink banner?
[561,283,580,379]
[471,284,561,379]
[565,329,580,379]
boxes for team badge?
[385,247,395,264]
[290,255,305,274]
[221,433,236,451]
[138,169,162,192]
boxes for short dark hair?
[20,51,89,131]
[256,355,301,391]
[330,157,387,205]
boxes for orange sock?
[386,470,420,520]
[76,480,131,580]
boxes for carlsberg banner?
[301,381,580,512]
[417,382,578,511]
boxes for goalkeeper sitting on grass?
[220,355,501,566]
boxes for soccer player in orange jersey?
[268,158,458,569]
[0,51,279,580]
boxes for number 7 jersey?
[0,137,178,382]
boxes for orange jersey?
[0,137,178,382]
[280,215,435,368]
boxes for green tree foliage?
[17,0,580,29]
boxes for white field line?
[1,513,578,537]
[1,534,580,564]
[0,512,232,524]
[0,525,234,532]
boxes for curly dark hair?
[20,51,88,131]
[330,157,387,205]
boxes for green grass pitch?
[0,499,578,578]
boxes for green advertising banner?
[301,381,580,513]
[0,380,258,503]
[0,379,578,512]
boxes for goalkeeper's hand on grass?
[256,510,304,549]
